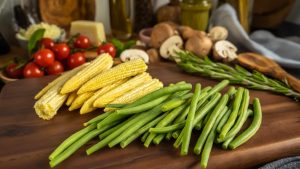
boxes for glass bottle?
[109,0,132,39]
[180,0,212,31]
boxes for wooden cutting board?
[0,61,299,169]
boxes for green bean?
[205,80,229,99]
[86,112,144,155]
[161,98,185,112]
[109,104,164,147]
[105,103,127,108]
[200,105,228,168]
[97,112,127,129]
[83,112,111,126]
[141,132,149,142]
[194,119,203,130]
[149,121,185,133]
[121,114,167,148]
[181,83,201,155]
[219,87,244,139]
[116,95,170,115]
[227,86,236,98]
[229,98,262,149]
[126,82,192,108]
[153,134,165,145]
[216,107,232,133]
[221,89,250,141]
[203,110,212,126]
[98,120,127,139]
[166,132,173,140]
[49,124,96,160]
[194,94,229,155]
[49,124,112,167]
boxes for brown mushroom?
[146,48,160,63]
[212,40,237,62]
[150,23,176,48]
[208,26,228,42]
[178,26,206,40]
[185,35,213,57]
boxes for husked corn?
[66,92,77,106]
[104,79,163,112]
[93,72,152,108]
[77,59,147,94]
[80,78,128,114]
[69,92,94,111]
[60,54,113,94]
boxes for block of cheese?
[70,20,106,46]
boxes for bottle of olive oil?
[109,0,132,39]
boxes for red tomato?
[5,63,23,79]
[33,49,55,67]
[67,52,86,69]
[52,43,70,60]
[97,43,116,58]
[40,38,55,49]
[74,35,91,49]
[46,61,64,75]
[23,62,44,78]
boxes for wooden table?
[0,61,299,169]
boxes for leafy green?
[27,28,45,55]
[111,38,136,57]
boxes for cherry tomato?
[74,35,91,49]
[5,63,23,79]
[33,49,55,67]
[67,52,86,69]
[97,43,116,58]
[23,62,44,78]
[40,38,55,49]
[46,61,64,75]
[52,43,70,60]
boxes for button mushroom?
[178,26,206,40]
[120,49,149,63]
[213,40,237,62]
[208,26,228,42]
[159,35,183,60]
[146,48,160,63]
[185,35,212,58]
[150,23,176,48]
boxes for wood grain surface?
[0,61,299,169]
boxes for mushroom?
[120,49,149,63]
[178,26,206,40]
[150,23,176,48]
[146,48,160,63]
[159,35,183,60]
[208,26,228,42]
[185,35,212,57]
[213,40,237,62]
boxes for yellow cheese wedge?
[70,20,106,46]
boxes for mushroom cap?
[150,23,175,48]
[120,49,149,63]
[185,35,213,58]
[159,35,183,59]
[208,26,228,42]
[146,48,160,63]
[213,40,237,62]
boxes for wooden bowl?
[0,71,18,83]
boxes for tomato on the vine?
[52,43,70,60]
[23,62,44,78]
[5,63,23,79]
[67,52,86,69]
[40,38,55,49]
[46,61,64,75]
[97,43,116,58]
[74,35,91,49]
[33,49,55,67]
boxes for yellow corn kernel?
[34,63,89,100]
[66,92,77,106]
[93,72,152,108]
[104,79,163,112]
[60,54,113,94]
[69,92,94,111]
[80,78,128,114]
[77,59,147,94]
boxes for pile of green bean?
[48,80,262,168]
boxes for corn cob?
[66,92,77,106]
[93,72,152,108]
[69,92,94,111]
[34,64,89,120]
[34,63,90,100]
[60,54,113,94]
[104,79,163,112]
[77,59,147,94]
[80,78,129,114]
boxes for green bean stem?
[141,132,149,142]
[83,112,110,126]
[149,121,185,133]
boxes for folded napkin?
[258,156,300,169]
[209,4,300,68]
